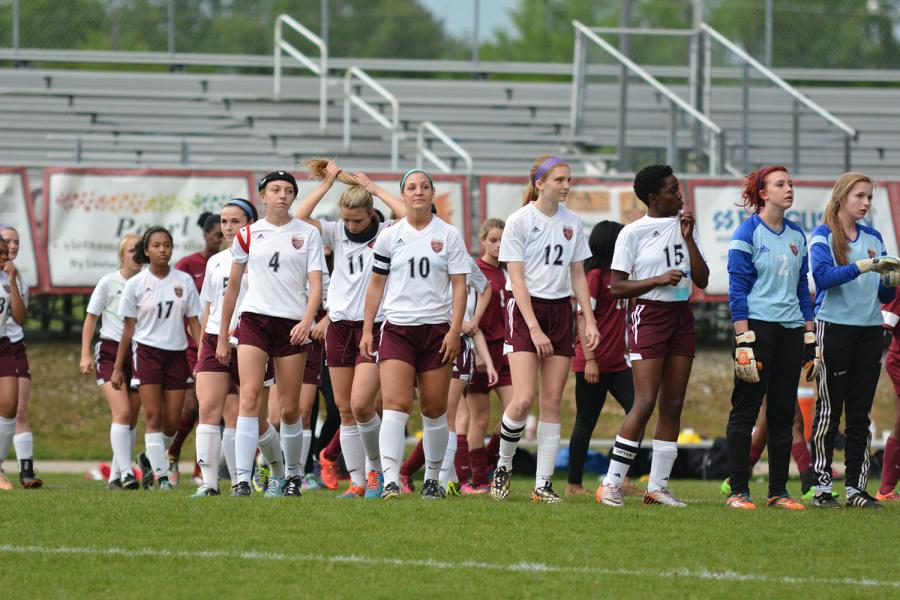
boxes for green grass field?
[2,475,898,598]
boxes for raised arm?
[352,172,405,219]
[295,159,343,231]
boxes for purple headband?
[533,156,565,183]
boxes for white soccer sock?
[163,433,175,454]
[604,435,640,488]
[300,429,313,476]
[257,424,284,478]
[439,431,458,489]
[280,418,304,479]
[497,413,527,470]
[235,416,259,484]
[340,425,366,487]
[379,410,409,487]
[195,424,221,491]
[129,427,136,464]
[0,416,15,472]
[648,439,678,493]
[357,415,383,472]
[145,432,167,480]
[535,421,561,489]
[222,427,237,485]
[110,423,132,483]
[13,431,33,462]
[422,413,449,483]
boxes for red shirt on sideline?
[476,257,507,343]
[572,268,628,373]
[176,252,210,352]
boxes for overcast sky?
[419,0,517,40]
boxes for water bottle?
[674,269,691,301]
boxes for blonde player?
[0,238,27,490]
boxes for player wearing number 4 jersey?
[296,159,407,499]
[491,155,599,504]
[218,171,324,498]
[361,169,470,500]
[0,238,28,491]
[597,165,709,508]
[112,227,202,491]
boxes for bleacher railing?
[273,14,328,132]
[570,20,727,176]
[700,23,856,174]
[416,121,472,176]
[343,67,400,171]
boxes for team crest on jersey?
[563,226,574,241]
[431,237,444,253]
[789,243,798,256]
[868,248,877,259]
[174,286,183,298]
[292,236,305,250]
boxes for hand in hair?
[306,158,356,186]
[351,171,372,191]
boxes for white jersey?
[6,275,26,343]
[499,203,592,300]
[0,272,15,339]
[86,270,130,341]
[200,248,248,336]
[232,218,324,321]
[611,214,707,302]
[372,216,470,326]
[119,269,202,350]
[321,219,389,323]
[450,256,489,323]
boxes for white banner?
[45,170,253,290]
[0,170,39,289]
[692,183,898,297]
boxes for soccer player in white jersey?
[80,233,143,490]
[111,227,202,490]
[0,226,41,488]
[360,169,470,500]
[218,170,324,498]
[597,165,709,508]
[490,155,599,503]
[0,238,28,491]
[296,159,406,498]
[191,199,258,497]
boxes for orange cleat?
[767,495,805,510]
[0,473,14,490]
[318,451,340,490]
[725,494,757,509]
[336,483,365,498]
[875,490,900,502]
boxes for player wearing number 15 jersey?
[598,165,709,509]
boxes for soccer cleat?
[766,495,804,510]
[846,491,884,509]
[138,453,154,490]
[364,470,384,498]
[400,473,414,494]
[191,485,220,497]
[445,481,461,497]
[282,476,303,497]
[337,484,365,498]
[318,452,340,490]
[158,476,173,491]
[532,481,561,504]
[460,483,489,495]
[0,473,13,490]
[596,484,625,507]
[301,472,323,491]
[19,461,43,489]
[875,490,900,502]
[726,494,757,509]
[252,456,270,493]
[231,481,251,497]
[107,478,123,491]
[121,473,140,491]
[812,492,841,508]
[643,488,687,507]
[720,478,731,496]
[264,477,285,497]
[166,454,179,486]
[490,466,511,502]
[421,479,445,500]
[381,481,402,499]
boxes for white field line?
[1,544,898,589]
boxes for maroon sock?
[879,436,900,495]
[322,427,342,462]
[486,433,500,467]
[791,441,811,473]
[469,447,488,487]
[400,439,425,478]
[168,410,198,459]
[454,434,470,484]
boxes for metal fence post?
[741,62,749,173]
[844,132,852,172]
[569,29,586,137]
[12,0,20,51]
[792,99,800,173]
[667,99,678,168]
[167,0,175,54]
[617,0,632,172]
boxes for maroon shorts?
[504,296,574,357]
[886,350,900,395]
[452,336,474,382]
[303,340,323,386]
[10,340,30,379]
[95,338,134,388]
[325,320,381,367]
[0,338,19,378]
[469,338,513,393]
[628,300,695,361]
[185,344,199,374]
[236,311,308,357]
[132,343,193,390]
[378,322,450,372]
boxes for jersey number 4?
[269,252,281,272]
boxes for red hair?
[740,166,788,213]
